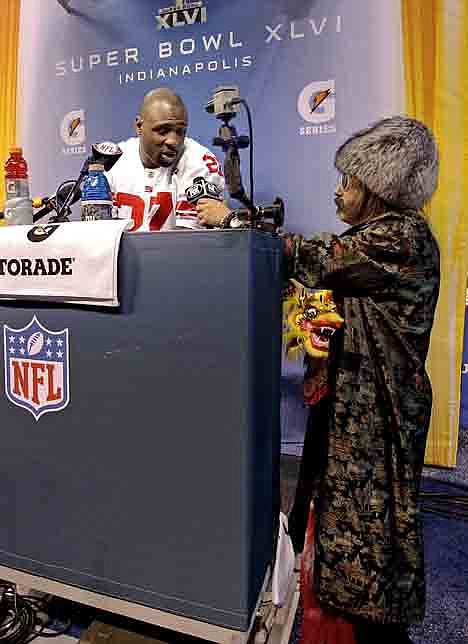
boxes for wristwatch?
[219,210,246,229]
[219,210,234,228]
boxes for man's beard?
[335,197,359,224]
[334,197,344,209]
[334,196,346,219]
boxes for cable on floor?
[0,583,71,644]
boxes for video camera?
[205,86,284,233]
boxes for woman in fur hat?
[285,116,440,643]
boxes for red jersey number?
[114,192,173,231]
[203,154,223,177]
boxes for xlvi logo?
[3,316,70,420]
[156,0,207,29]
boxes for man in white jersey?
[106,87,231,232]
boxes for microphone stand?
[50,156,91,223]
[212,118,255,224]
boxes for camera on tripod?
[205,86,240,121]
[205,86,284,233]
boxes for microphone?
[32,196,55,209]
[32,182,82,223]
[185,177,222,205]
[53,142,122,221]
[90,142,123,172]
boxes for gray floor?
[412,425,468,644]
[35,637,77,644]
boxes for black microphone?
[77,142,123,175]
[32,182,82,223]
[185,176,222,205]
[52,142,122,222]
[90,142,123,172]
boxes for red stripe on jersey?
[175,199,197,218]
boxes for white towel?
[0,219,129,307]
[272,512,296,607]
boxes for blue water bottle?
[81,163,113,221]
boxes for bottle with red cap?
[4,146,33,225]
[5,146,29,198]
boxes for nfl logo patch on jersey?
[3,316,70,421]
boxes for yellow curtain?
[0,0,20,209]
[402,0,468,466]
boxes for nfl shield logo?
[3,316,70,421]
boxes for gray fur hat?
[335,116,439,210]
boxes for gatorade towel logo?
[60,109,86,146]
[3,316,70,421]
[27,225,60,243]
[297,80,336,124]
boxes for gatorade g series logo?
[61,109,86,155]
[3,316,70,420]
[297,80,337,136]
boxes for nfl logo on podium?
[3,316,70,421]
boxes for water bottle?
[81,163,113,221]
[4,197,34,226]
[4,146,33,225]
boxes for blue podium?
[0,230,283,635]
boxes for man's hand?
[196,199,231,227]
